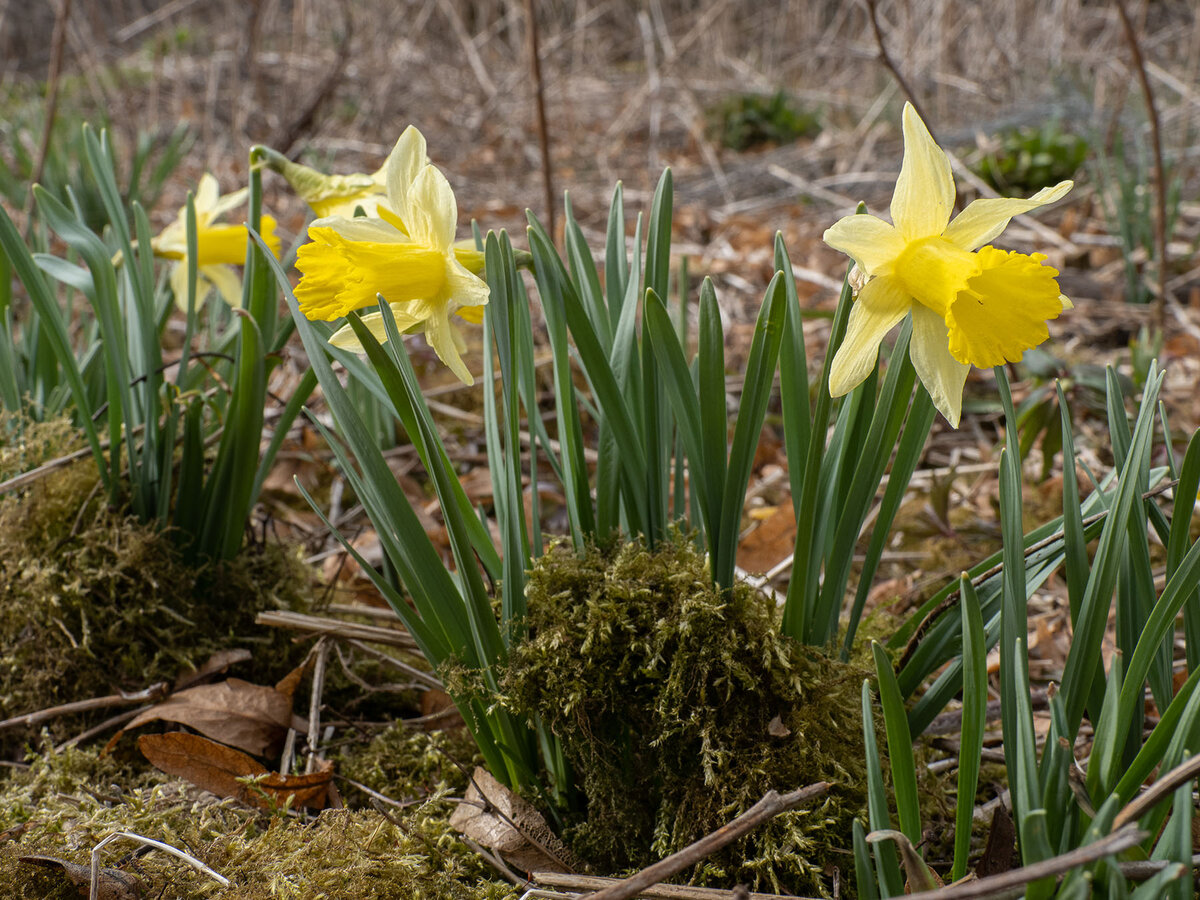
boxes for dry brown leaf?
[138,733,332,811]
[117,678,292,757]
[19,855,142,899]
[174,648,253,691]
[449,767,578,873]
[419,688,465,731]
[737,505,796,576]
[139,732,268,801]
[274,656,313,702]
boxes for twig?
[1113,751,1200,829]
[435,0,496,98]
[1115,0,1171,332]
[54,705,151,752]
[579,783,831,900]
[535,872,818,900]
[25,0,72,228]
[273,0,353,156]
[256,610,419,651]
[896,823,1146,899]
[90,831,228,900]
[0,684,168,733]
[345,638,444,691]
[863,0,934,143]
[524,0,556,240]
[305,637,329,775]
[461,834,528,887]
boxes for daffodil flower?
[294,126,489,384]
[823,103,1073,426]
[255,144,393,219]
[151,173,282,312]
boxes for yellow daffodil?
[255,144,395,218]
[294,126,489,384]
[823,103,1073,427]
[151,173,281,312]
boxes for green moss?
[336,723,482,803]
[0,415,314,755]
[498,536,873,897]
[0,743,517,899]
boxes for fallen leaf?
[115,678,292,757]
[274,656,313,702]
[865,829,943,892]
[767,714,791,738]
[19,855,142,899]
[138,733,332,811]
[737,505,797,576]
[977,802,1017,877]
[174,649,254,691]
[419,688,465,731]
[449,767,579,873]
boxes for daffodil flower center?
[892,236,980,318]
[294,226,447,321]
[945,247,1066,368]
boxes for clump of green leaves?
[499,536,870,896]
[975,121,1089,195]
[0,414,314,755]
[705,90,821,151]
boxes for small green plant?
[705,90,821,151]
[859,367,1200,896]
[1091,135,1184,306]
[976,120,1089,195]
[0,129,315,560]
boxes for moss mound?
[0,414,314,756]
[500,536,872,896]
[0,741,516,899]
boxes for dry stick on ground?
[898,823,1146,900]
[1112,751,1200,829]
[304,637,329,775]
[24,0,72,230]
[0,683,168,733]
[534,872,819,900]
[577,783,831,900]
[524,0,556,241]
[256,610,420,652]
[1115,0,1170,334]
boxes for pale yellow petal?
[910,304,969,428]
[444,260,491,311]
[385,126,429,208]
[170,262,192,313]
[829,275,911,397]
[328,302,425,351]
[822,214,906,278]
[891,103,956,241]
[403,165,457,252]
[202,264,244,309]
[311,193,390,219]
[313,215,406,243]
[424,307,473,384]
[206,186,249,222]
[942,181,1073,251]
[194,174,220,216]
